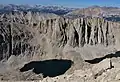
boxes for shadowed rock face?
[20,59,73,78]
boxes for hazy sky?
[1,0,120,8]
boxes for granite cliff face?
[0,12,120,60]
[0,12,120,81]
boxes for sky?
[1,0,120,8]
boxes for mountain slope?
[0,6,120,81]
[66,6,120,17]
[66,6,120,22]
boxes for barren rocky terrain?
[0,7,120,82]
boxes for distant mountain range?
[1,4,120,22]
[0,4,75,15]
[67,6,120,16]
[66,6,120,22]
